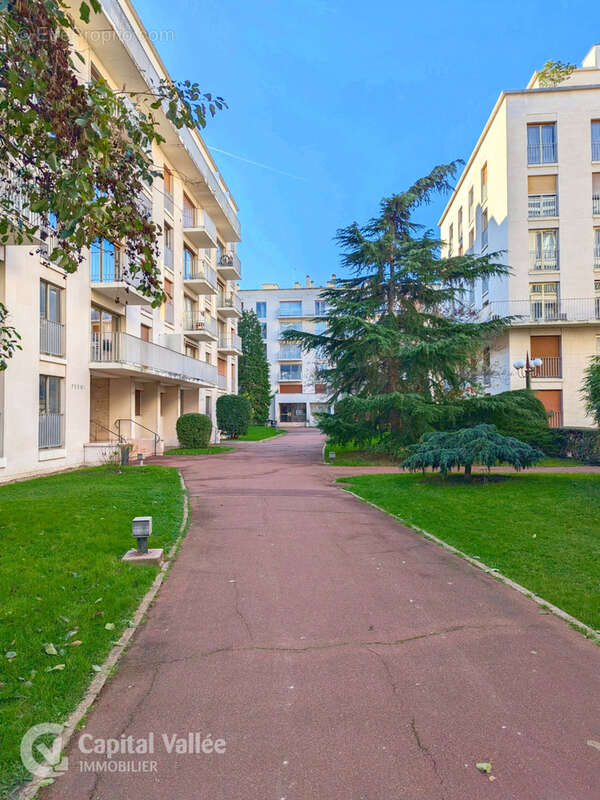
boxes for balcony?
[218,251,241,281]
[594,247,600,269]
[40,319,64,358]
[183,312,218,341]
[278,345,303,360]
[548,410,563,428]
[90,331,217,387]
[218,334,242,355]
[528,143,557,165]
[91,250,152,306]
[0,168,44,246]
[217,373,227,391]
[183,256,217,296]
[39,413,63,449]
[183,207,217,248]
[484,298,600,324]
[531,356,562,378]
[528,194,558,218]
[529,248,559,271]
[594,195,600,215]
[217,292,242,318]
[593,141,600,162]
[278,305,303,318]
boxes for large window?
[481,209,488,249]
[592,121,600,162]
[39,375,63,449]
[164,278,174,325]
[256,301,266,318]
[164,167,174,216]
[594,228,600,269]
[91,239,122,283]
[260,322,267,340]
[90,306,119,361]
[529,230,558,270]
[280,363,302,381]
[530,282,560,321]
[314,300,327,316]
[315,321,326,335]
[164,223,173,269]
[468,187,474,224]
[528,174,558,217]
[527,123,557,164]
[279,301,302,317]
[481,163,488,203]
[40,280,63,356]
[183,246,195,279]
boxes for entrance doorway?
[279,403,307,424]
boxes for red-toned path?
[46,429,600,799]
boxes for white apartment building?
[439,45,600,428]
[240,277,334,425]
[0,0,242,482]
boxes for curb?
[18,470,190,800]
[339,483,600,644]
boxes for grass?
[237,425,286,441]
[339,472,600,631]
[163,445,234,455]
[0,465,184,794]
[323,442,400,467]
[538,456,584,467]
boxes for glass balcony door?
[91,306,120,361]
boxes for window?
[594,173,600,215]
[260,322,267,340]
[457,207,463,247]
[185,343,198,359]
[280,320,302,336]
[482,275,489,296]
[164,167,174,215]
[468,187,474,223]
[279,301,302,317]
[141,324,152,342]
[205,395,212,417]
[90,62,102,83]
[183,246,195,279]
[529,230,558,270]
[90,306,119,361]
[135,389,142,417]
[481,163,488,204]
[527,123,557,164]
[40,280,63,356]
[315,300,327,315]
[530,282,560,321]
[39,375,63,449]
[468,228,475,250]
[481,209,488,249]
[183,193,196,228]
[256,301,266,318]
[528,175,558,217]
[482,346,491,387]
[448,223,454,256]
[280,363,302,381]
[160,393,166,416]
[315,321,326,335]
[164,223,173,269]
[594,228,600,269]
[592,121,600,162]
[164,278,174,325]
[91,239,122,283]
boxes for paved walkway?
[46,429,600,799]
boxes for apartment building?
[439,44,600,428]
[239,277,334,425]
[0,0,242,482]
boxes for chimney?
[294,281,301,289]
[583,44,600,68]
[305,275,311,288]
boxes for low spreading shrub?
[176,413,212,448]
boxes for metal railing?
[278,345,303,360]
[594,195,600,215]
[218,293,242,313]
[529,248,559,270]
[218,251,241,274]
[90,332,218,385]
[1,167,41,230]
[548,410,563,428]
[91,247,146,291]
[183,312,217,336]
[528,143,557,164]
[164,191,174,217]
[183,207,217,241]
[594,246,600,269]
[39,413,63,449]
[40,318,64,357]
[528,194,558,217]
[484,297,600,323]
[532,356,562,378]
[217,373,227,390]
[218,334,242,351]
[115,419,160,456]
[90,419,126,444]
[592,141,600,162]
[183,258,217,290]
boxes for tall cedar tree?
[238,310,271,424]
[285,162,513,448]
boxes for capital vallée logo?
[20,723,69,779]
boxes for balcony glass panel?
[279,301,302,317]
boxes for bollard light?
[137,452,145,466]
[329,451,336,462]
[132,516,152,554]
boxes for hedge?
[176,413,212,448]
[216,394,251,439]
[550,427,600,464]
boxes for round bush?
[176,413,212,448]
[216,394,251,439]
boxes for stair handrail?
[115,418,161,456]
[90,419,126,444]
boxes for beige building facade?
[0,0,242,482]
[439,45,600,428]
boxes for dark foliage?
[216,394,251,439]
[238,311,270,424]
[176,413,212,448]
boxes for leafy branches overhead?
[582,356,600,425]
[537,60,576,88]
[0,0,226,367]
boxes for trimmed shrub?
[216,394,251,439]
[176,413,212,448]
[551,427,600,464]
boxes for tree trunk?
[464,463,472,477]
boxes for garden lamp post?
[513,352,543,389]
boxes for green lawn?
[238,425,286,441]
[164,445,234,455]
[340,473,600,631]
[324,442,401,466]
[0,466,184,794]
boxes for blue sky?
[136,0,596,289]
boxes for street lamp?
[513,352,543,389]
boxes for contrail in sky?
[206,145,307,181]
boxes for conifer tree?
[238,311,271,424]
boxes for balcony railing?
[90,332,218,385]
[592,141,600,162]
[164,191,174,217]
[217,373,227,390]
[594,195,600,215]
[39,413,63,449]
[484,297,600,324]
[218,293,242,313]
[594,246,600,269]
[183,312,217,336]
[531,356,562,378]
[183,258,217,290]
[528,194,558,217]
[183,207,217,246]
[528,143,557,164]
[278,306,303,317]
[548,410,563,428]
[279,345,303,360]
[529,248,559,271]
[218,334,242,351]
[40,318,64,357]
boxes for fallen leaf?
[39,778,55,787]
[43,643,58,656]
[5,651,16,660]
[46,664,65,672]
[91,664,102,672]
[64,629,78,640]
[104,623,115,631]
[476,762,492,774]
[70,640,82,647]
[587,740,600,750]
